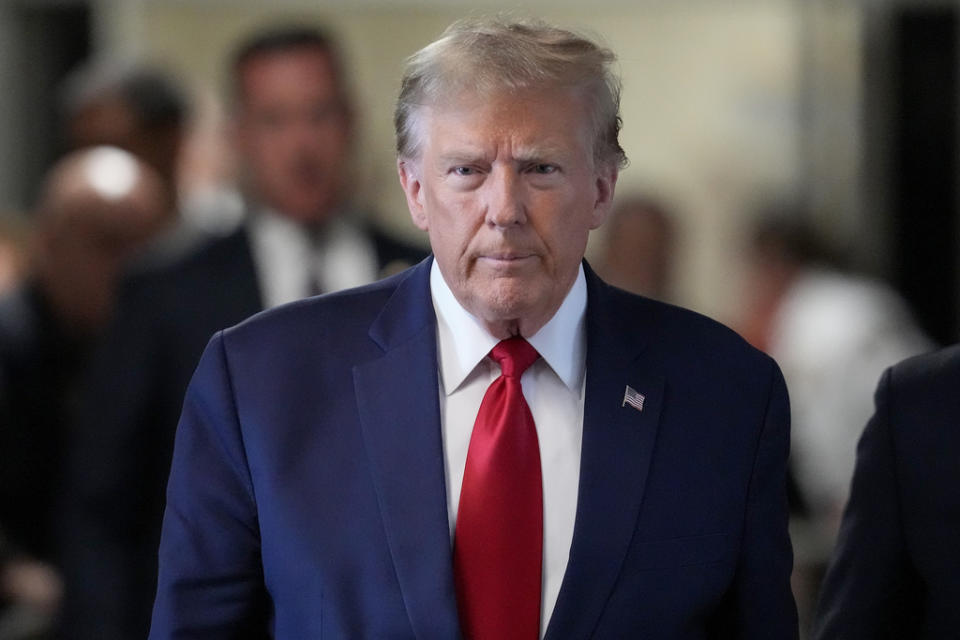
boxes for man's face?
[399,87,617,337]
[39,161,167,334]
[69,96,181,208]
[234,46,351,223]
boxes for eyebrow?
[436,145,568,166]
[513,150,561,164]
[436,152,485,165]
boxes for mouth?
[476,253,538,270]
[483,252,533,261]
[291,158,324,182]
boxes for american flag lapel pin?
[622,385,645,412]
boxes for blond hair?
[395,16,627,169]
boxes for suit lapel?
[353,259,462,640]
[545,266,665,640]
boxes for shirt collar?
[430,260,587,395]
[249,205,349,250]
[248,206,378,304]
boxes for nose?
[484,169,526,228]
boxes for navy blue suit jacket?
[812,345,960,639]
[149,258,797,639]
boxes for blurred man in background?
[60,61,186,235]
[60,58,241,266]
[740,214,929,528]
[0,147,168,639]
[595,194,677,301]
[736,211,930,630]
[60,24,424,639]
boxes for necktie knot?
[490,337,539,379]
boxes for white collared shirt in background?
[248,208,379,309]
[430,260,586,638]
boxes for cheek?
[241,135,272,170]
[251,127,294,158]
[533,199,592,253]
[542,228,586,269]
[317,123,350,157]
[423,190,470,239]
[426,212,481,275]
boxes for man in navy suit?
[150,17,797,638]
[812,344,960,638]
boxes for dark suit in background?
[0,146,175,639]
[0,284,89,562]
[60,223,424,639]
[812,344,960,639]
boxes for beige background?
[87,0,862,322]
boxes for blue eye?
[532,164,557,174]
[453,166,476,176]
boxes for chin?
[281,201,334,223]
[476,288,539,324]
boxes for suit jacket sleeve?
[148,332,269,639]
[811,367,919,639]
[725,362,798,638]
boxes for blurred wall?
[0,3,90,211]
[0,0,863,321]
[0,4,27,211]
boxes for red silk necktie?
[454,337,543,640]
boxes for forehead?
[70,95,139,145]
[421,87,593,157]
[236,46,339,103]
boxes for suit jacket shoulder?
[885,343,960,407]
[586,274,776,382]
[221,257,418,351]
[812,344,960,639]
[556,268,796,638]
[366,224,429,275]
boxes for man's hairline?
[396,91,615,173]
[230,43,347,113]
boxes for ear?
[589,164,619,229]
[398,158,429,231]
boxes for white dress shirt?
[248,208,379,309]
[430,260,586,637]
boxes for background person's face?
[400,87,617,337]
[234,46,351,223]
[69,96,181,210]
